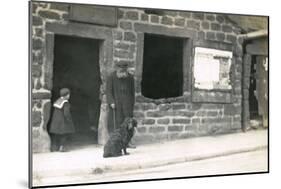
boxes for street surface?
[68,149,268,184]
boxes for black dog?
[103,117,137,158]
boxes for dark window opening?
[50,34,102,145]
[141,33,184,99]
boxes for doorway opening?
[249,55,262,128]
[141,33,184,99]
[50,34,102,147]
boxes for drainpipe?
[239,29,268,41]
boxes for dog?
[103,117,137,158]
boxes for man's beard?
[116,70,128,78]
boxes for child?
[49,88,75,152]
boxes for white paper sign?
[194,47,232,90]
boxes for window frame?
[135,24,195,104]
[192,40,235,103]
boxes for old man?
[106,61,135,147]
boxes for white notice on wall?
[194,47,232,90]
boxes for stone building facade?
[31,2,246,153]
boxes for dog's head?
[123,117,138,130]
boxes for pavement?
[32,129,268,187]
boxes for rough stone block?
[222,25,232,33]
[38,3,48,8]
[124,31,136,42]
[196,110,206,116]
[146,111,164,118]
[114,59,134,67]
[186,20,200,30]
[141,13,149,21]
[32,3,38,14]
[191,103,202,110]
[192,118,200,123]
[149,126,165,133]
[35,80,42,90]
[50,3,69,12]
[115,42,130,50]
[224,104,240,115]
[118,9,124,19]
[161,16,173,25]
[168,125,183,132]
[159,104,172,111]
[32,111,42,127]
[163,10,178,16]
[32,51,43,65]
[192,12,204,20]
[216,32,225,41]
[120,21,132,30]
[140,103,157,111]
[32,38,43,50]
[150,15,159,23]
[114,49,128,58]
[216,15,225,23]
[206,14,215,21]
[201,21,210,30]
[32,92,51,100]
[172,118,191,124]
[201,117,232,124]
[178,111,195,117]
[172,104,186,110]
[179,12,191,18]
[226,34,237,44]
[198,31,205,40]
[235,44,243,56]
[207,111,218,117]
[134,111,145,118]
[157,118,170,125]
[35,28,43,38]
[174,18,185,27]
[114,31,123,40]
[32,65,42,78]
[38,10,60,20]
[32,16,43,26]
[206,31,216,40]
[211,23,221,31]
[142,119,155,125]
[126,11,139,20]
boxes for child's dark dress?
[49,98,75,135]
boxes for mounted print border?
[29,0,269,188]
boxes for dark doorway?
[51,34,102,146]
[249,55,262,127]
[141,33,184,99]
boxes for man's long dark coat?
[106,71,135,134]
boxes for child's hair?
[60,88,70,97]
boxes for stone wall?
[31,2,244,151]
[111,7,244,143]
[31,2,70,152]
